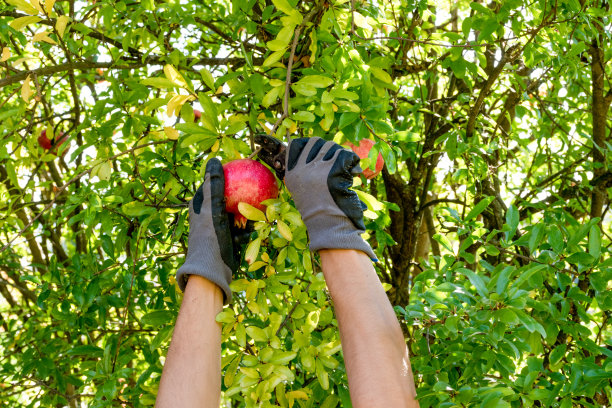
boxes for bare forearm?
[319,249,419,408]
[156,275,223,408]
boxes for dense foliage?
[0,0,610,406]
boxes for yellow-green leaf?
[55,15,69,37]
[97,161,111,181]
[224,355,242,388]
[262,86,280,108]
[200,68,214,90]
[29,0,44,14]
[32,31,57,44]
[21,75,33,102]
[296,75,334,88]
[163,126,179,140]
[167,94,192,117]
[248,261,267,272]
[238,202,267,222]
[7,0,38,15]
[9,16,41,30]
[0,47,10,62]
[44,0,56,14]
[370,66,392,83]
[309,30,317,63]
[244,237,261,264]
[277,220,293,241]
[286,390,309,400]
[272,0,293,14]
[353,11,371,29]
[266,39,289,52]
[354,189,384,211]
[263,50,284,67]
[164,64,187,88]
[245,326,267,342]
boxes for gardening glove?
[176,158,244,303]
[284,137,377,261]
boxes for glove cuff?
[177,252,233,304]
[305,215,377,261]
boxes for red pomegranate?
[344,139,385,179]
[223,159,279,227]
[38,130,68,155]
[193,109,202,122]
[38,131,53,150]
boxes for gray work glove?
[176,158,246,303]
[284,137,377,261]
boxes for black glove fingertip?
[287,138,311,171]
[192,184,205,214]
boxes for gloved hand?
[284,137,377,261]
[176,158,244,303]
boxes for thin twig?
[269,7,319,139]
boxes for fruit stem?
[247,146,262,160]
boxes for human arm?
[320,249,419,408]
[156,158,240,407]
[155,275,223,408]
[284,137,419,407]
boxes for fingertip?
[205,157,224,176]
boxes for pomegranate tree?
[223,159,278,227]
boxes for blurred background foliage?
[0,0,610,406]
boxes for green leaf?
[505,205,520,240]
[588,225,601,259]
[244,237,262,264]
[276,220,293,241]
[338,112,360,129]
[246,326,267,342]
[510,263,547,290]
[141,310,173,327]
[465,196,494,222]
[354,189,384,211]
[433,233,453,252]
[515,310,547,338]
[122,201,155,217]
[378,142,396,173]
[238,202,267,222]
[272,0,293,14]
[458,268,488,298]
[477,19,499,42]
[269,350,297,365]
[200,68,215,90]
[495,266,514,295]
[262,86,281,108]
[140,77,178,88]
[266,39,289,51]
[549,344,566,366]
[293,111,315,122]
[263,50,285,67]
[296,75,334,88]
[292,82,317,96]
[9,16,41,30]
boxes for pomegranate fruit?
[38,130,68,155]
[38,131,53,150]
[193,109,202,122]
[223,159,279,227]
[344,139,384,179]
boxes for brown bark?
[589,35,610,220]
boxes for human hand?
[176,158,249,303]
[284,137,376,260]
